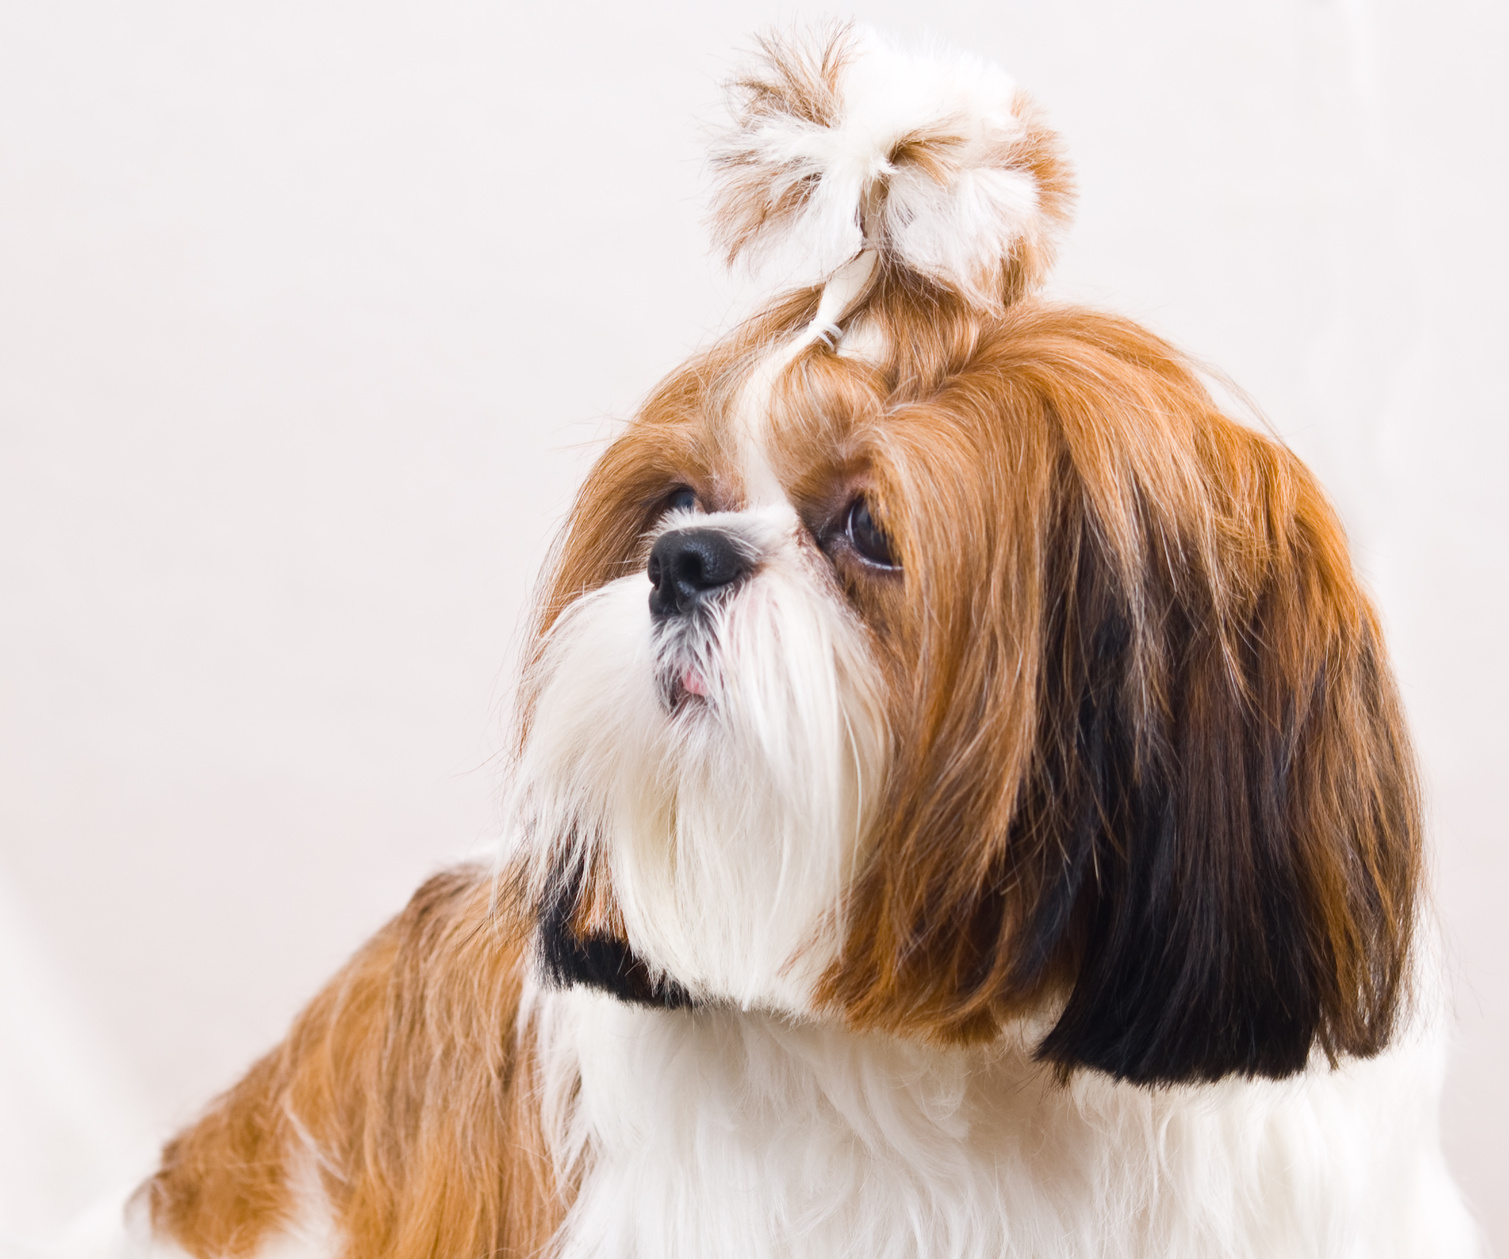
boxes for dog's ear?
[1025,433,1421,1084]
[823,307,1421,1084]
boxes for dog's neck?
[528,983,1457,1259]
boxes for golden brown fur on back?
[145,867,564,1258]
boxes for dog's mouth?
[653,629,716,714]
[657,662,709,713]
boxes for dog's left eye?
[845,497,898,569]
[664,486,700,514]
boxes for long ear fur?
[1027,429,1420,1083]
[822,303,1421,1084]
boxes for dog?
[126,26,1476,1259]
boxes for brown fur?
[796,296,1420,1079]
[145,868,564,1258]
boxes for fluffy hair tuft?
[709,24,1075,311]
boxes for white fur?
[732,341,810,507]
[511,503,887,1010]
[712,26,1056,307]
[532,981,1476,1259]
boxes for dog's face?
[513,292,892,1014]
[510,279,1421,1087]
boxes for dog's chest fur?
[533,988,1467,1259]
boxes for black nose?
[647,528,752,618]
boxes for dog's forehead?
[714,324,892,514]
[730,342,799,510]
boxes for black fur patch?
[536,869,695,1010]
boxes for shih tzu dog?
[127,26,1477,1259]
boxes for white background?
[1,0,1504,1250]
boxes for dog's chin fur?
[512,504,888,1012]
[128,23,1478,1259]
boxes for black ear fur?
[1022,485,1418,1086]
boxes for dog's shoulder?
[138,863,562,1259]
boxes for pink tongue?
[682,667,708,696]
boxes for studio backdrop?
[1,0,1504,1249]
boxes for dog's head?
[509,26,1420,1086]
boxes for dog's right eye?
[845,497,898,569]
[665,487,700,514]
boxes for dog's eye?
[665,486,700,514]
[845,497,897,568]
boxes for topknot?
[709,24,1075,313]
